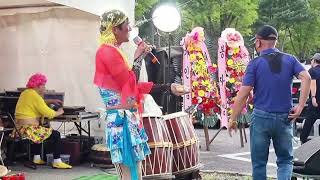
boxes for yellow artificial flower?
[233,47,240,54]
[212,63,217,68]
[198,60,206,66]
[229,109,233,114]
[227,59,234,66]
[187,46,194,51]
[192,92,195,98]
[194,64,199,71]
[229,78,236,84]
[190,54,196,61]
[192,81,199,87]
[229,61,246,72]
[202,80,210,86]
[206,84,212,91]
[197,53,204,59]
[198,90,205,97]
[197,72,204,77]
[194,46,202,51]
[199,31,205,37]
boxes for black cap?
[312,53,320,61]
[256,25,278,40]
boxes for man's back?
[243,48,305,113]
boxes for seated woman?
[15,73,71,169]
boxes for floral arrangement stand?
[217,28,252,147]
[181,27,221,151]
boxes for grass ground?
[201,172,276,180]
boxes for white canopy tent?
[0,0,135,19]
[0,0,147,138]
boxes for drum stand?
[204,122,248,150]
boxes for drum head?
[0,165,8,177]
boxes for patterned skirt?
[18,125,52,144]
[105,109,151,164]
[98,87,150,164]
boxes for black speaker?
[293,136,320,175]
[145,46,183,114]
[145,46,183,84]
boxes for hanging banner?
[182,44,192,111]
[217,38,228,128]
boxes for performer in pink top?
[94,9,186,180]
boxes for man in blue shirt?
[229,25,311,180]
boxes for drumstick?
[185,97,202,116]
[149,52,160,65]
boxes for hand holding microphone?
[133,36,160,64]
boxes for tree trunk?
[280,28,288,51]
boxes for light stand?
[152,4,181,114]
[166,33,171,113]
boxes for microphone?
[132,36,144,46]
[133,36,160,64]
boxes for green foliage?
[257,0,320,60]
[257,0,311,28]
[179,0,258,37]
[135,0,158,19]
[288,1,320,60]
[134,0,320,60]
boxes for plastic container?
[2,173,25,180]
[46,154,53,166]
[60,154,70,165]
[16,173,25,180]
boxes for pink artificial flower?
[208,66,217,73]
[235,33,241,41]
[227,33,241,42]
[193,32,199,41]
[190,27,205,42]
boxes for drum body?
[162,112,200,175]
[142,116,173,179]
[89,144,114,168]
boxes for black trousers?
[300,102,320,144]
[31,130,61,159]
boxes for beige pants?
[114,162,142,180]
